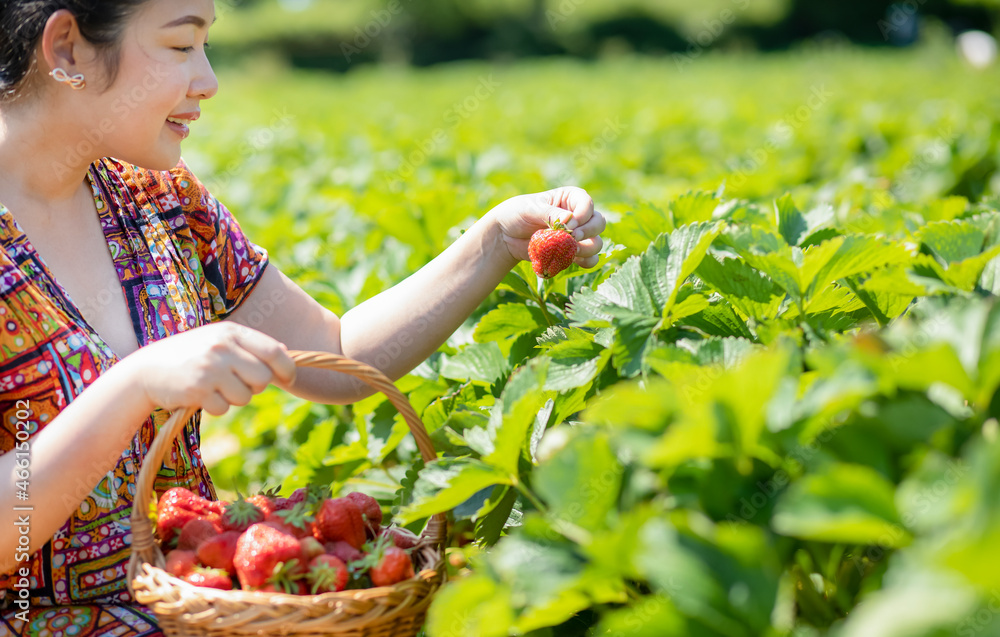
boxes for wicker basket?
[127,350,447,636]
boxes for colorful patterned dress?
[0,157,269,636]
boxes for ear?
[38,9,95,76]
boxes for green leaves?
[534,431,622,532]
[440,342,510,384]
[772,464,911,547]
[397,458,514,525]
[568,221,724,376]
[724,229,911,310]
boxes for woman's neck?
[0,98,96,215]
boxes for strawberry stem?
[531,280,555,327]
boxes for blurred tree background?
[208,0,998,71]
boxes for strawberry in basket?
[184,566,233,590]
[233,522,306,590]
[176,518,219,550]
[315,496,366,549]
[353,536,415,588]
[221,492,266,533]
[307,554,349,594]
[344,491,382,537]
[156,487,224,546]
[197,531,241,576]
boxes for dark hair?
[0,0,151,101]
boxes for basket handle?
[128,350,446,585]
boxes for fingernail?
[574,229,583,240]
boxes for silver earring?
[49,67,86,90]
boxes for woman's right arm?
[0,322,295,575]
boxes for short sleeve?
[168,159,269,321]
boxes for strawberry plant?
[190,46,1000,635]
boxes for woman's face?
[81,0,217,171]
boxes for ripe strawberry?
[299,537,326,562]
[266,558,308,595]
[267,502,315,539]
[369,546,415,587]
[184,567,233,590]
[177,518,219,551]
[233,523,304,589]
[222,493,265,533]
[246,494,277,518]
[197,531,241,576]
[258,580,309,595]
[164,549,198,578]
[345,492,382,534]
[271,497,295,512]
[156,487,221,545]
[307,554,349,594]
[381,526,419,550]
[528,222,577,279]
[324,540,365,565]
[287,487,308,507]
[315,498,365,549]
[205,499,226,516]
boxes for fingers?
[231,327,297,387]
[202,391,233,417]
[570,208,606,242]
[575,235,604,261]
[215,373,254,408]
[545,187,596,231]
[226,346,273,395]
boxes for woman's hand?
[488,186,607,270]
[123,323,297,416]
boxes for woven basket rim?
[127,350,449,635]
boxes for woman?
[0,0,606,634]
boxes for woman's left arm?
[227,187,605,404]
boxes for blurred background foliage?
[208,0,999,71]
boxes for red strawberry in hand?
[528,221,577,279]
[233,523,304,589]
